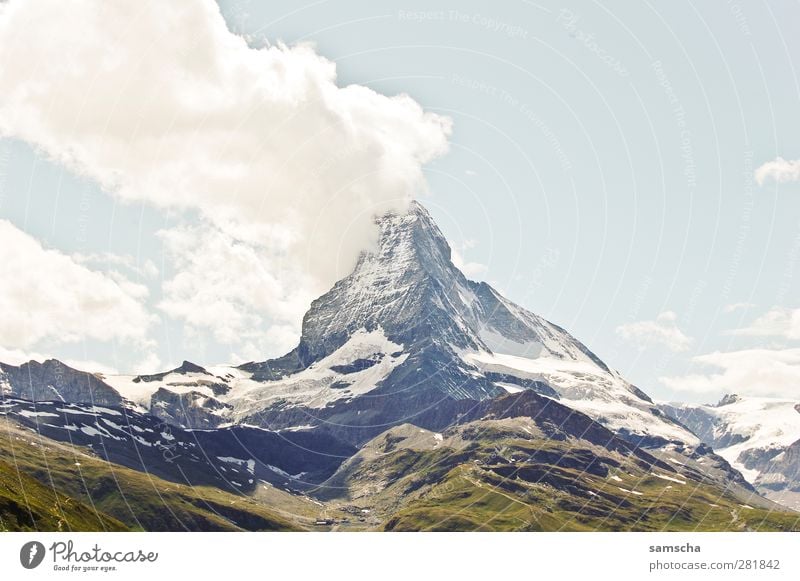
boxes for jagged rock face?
[296,202,476,361]
[98,360,239,412]
[132,361,232,397]
[717,394,742,407]
[740,440,800,492]
[0,359,123,407]
[736,439,800,510]
[134,361,209,383]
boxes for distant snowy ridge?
[659,395,800,508]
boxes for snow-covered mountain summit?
[245,201,602,372]
[227,201,695,445]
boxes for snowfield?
[463,349,699,445]
[104,371,224,408]
[227,327,407,414]
[105,328,407,421]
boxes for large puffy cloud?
[0,0,451,297]
[0,220,154,349]
[755,157,800,185]
[615,311,693,352]
[660,348,800,398]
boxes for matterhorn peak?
[229,201,697,448]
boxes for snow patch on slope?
[464,349,698,445]
[104,371,223,407]
[229,327,407,414]
[479,326,543,359]
[714,397,800,452]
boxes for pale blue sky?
[1,0,799,403]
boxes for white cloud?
[755,157,800,185]
[0,345,121,375]
[723,302,756,314]
[452,246,488,279]
[660,348,800,398]
[130,352,163,376]
[157,223,311,356]
[0,0,451,301]
[615,311,693,352]
[0,346,50,367]
[0,220,154,349]
[73,252,159,280]
[451,238,488,279]
[728,306,800,340]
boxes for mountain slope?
[0,396,355,492]
[304,394,796,531]
[0,455,127,532]
[2,203,705,463]
[1,359,123,407]
[2,390,794,532]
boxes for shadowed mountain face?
[0,396,355,493]
[2,392,790,532]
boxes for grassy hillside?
[0,418,304,531]
[384,463,800,532]
[0,457,127,532]
[312,420,800,532]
